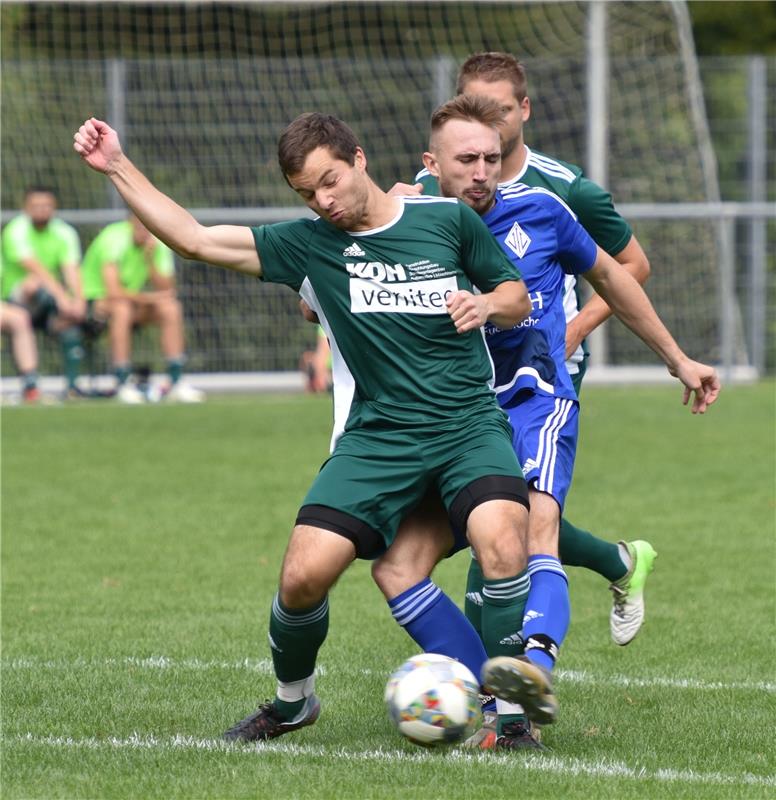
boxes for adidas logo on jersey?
[342,242,366,257]
[505,221,531,258]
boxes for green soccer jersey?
[253,196,521,429]
[81,220,175,300]
[1,214,82,299]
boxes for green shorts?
[297,406,527,559]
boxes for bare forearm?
[569,237,650,342]
[107,155,201,260]
[587,270,684,370]
[484,281,531,329]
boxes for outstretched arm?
[584,247,720,414]
[565,234,650,358]
[74,118,261,276]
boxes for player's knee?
[159,296,182,321]
[110,299,133,325]
[278,564,327,609]
[371,556,424,599]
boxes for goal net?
[1,1,746,383]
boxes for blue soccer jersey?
[481,185,598,406]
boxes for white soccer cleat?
[116,383,146,405]
[609,540,658,646]
[165,381,205,403]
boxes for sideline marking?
[7,733,775,788]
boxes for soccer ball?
[384,653,482,747]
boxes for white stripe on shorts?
[535,398,574,496]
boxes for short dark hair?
[456,52,528,102]
[429,94,505,143]
[24,185,58,200]
[277,113,361,179]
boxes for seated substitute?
[1,186,86,397]
[80,214,204,403]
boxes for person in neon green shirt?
[81,215,203,403]
[1,187,86,395]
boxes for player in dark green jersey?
[74,112,536,742]
[408,52,657,648]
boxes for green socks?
[268,593,328,717]
[480,572,530,659]
[59,326,83,389]
[559,517,628,582]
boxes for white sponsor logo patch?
[346,261,407,282]
[343,243,366,257]
[350,276,457,315]
[505,221,531,258]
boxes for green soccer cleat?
[481,656,558,726]
[609,540,658,646]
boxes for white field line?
[6,733,776,788]
[4,656,775,694]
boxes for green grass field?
[2,383,774,799]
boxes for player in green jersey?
[74,112,537,742]
[1,187,86,397]
[81,215,204,403]
[410,52,658,647]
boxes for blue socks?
[388,578,487,680]
[522,554,569,671]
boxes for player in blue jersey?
[410,53,657,649]
[370,95,719,747]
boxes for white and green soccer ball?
[384,653,482,747]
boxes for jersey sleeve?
[152,242,175,276]
[98,228,126,265]
[457,202,521,290]
[550,196,598,275]
[251,219,314,291]
[414,169,441,197]
[2,218,34,262]
[567,176,632,256]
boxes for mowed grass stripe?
[7,734,775,788]
[5,656,775,693]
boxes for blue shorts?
[505,393,579,510]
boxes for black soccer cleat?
[495,719,547,751]
[223,695,321,742]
